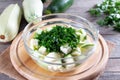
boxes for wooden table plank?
[103,35,120,45]
[105,59,120,72]
[109,45,120,58]
[0,0,120,80]
[99,72,120,80]
[0,43,10,55]
[0,73,14,80]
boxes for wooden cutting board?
[9,33,109,80]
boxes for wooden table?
[0,0,120,80]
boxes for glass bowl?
[22,13,98,73]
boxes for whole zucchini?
[22,0,43,23]
[0,4,22,42]
[45,0,74,14]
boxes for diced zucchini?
[47,60,63,72]
[36,28,42,34]
[38,46,46,55]
[60,44,72,54]
[81,43,94,54]
[75,55,86,63]
[44,52,60,62]
[32,51,43,58]
[64,54,75,70]
[81,43,94,48]
[77,29,87,41]
[30,39,39,50]
[72,47,81,56]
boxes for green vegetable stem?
[44,0,74,14]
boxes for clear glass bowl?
[22,13,98,73]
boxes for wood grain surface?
[0,0,119,80]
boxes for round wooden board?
[10,33,109,80]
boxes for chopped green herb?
[34,25,80,53]
[89,0,120,32]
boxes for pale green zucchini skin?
[22,0,43,23]
[0,4,22,42]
